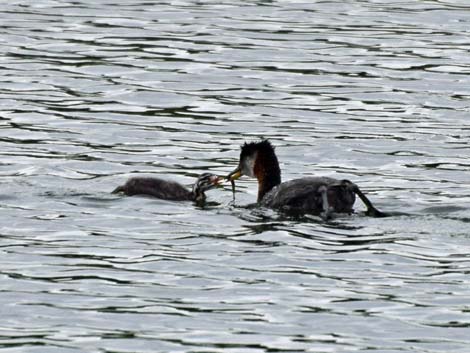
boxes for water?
[1,1,470,352]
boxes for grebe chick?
[112,173,220,204]
[227,140,386,218]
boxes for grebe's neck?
[254,151,281,202]
[192,189,206,203]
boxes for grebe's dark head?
[227,139,281,201]
[192,173,221,202]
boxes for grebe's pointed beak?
[227,166,242,181]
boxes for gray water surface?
[1,1,470,352]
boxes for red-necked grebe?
[113,173,221,204]
[227,140,386,218]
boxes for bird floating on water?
[227,139,386,219]
[112,173,221,204]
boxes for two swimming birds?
[113,139,385,218]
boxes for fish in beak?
[227,166,242,200]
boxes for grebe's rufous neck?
[227,140,281,202]
[113,173,221,204]
[227,139,386,219]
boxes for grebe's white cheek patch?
[242,153,257,178]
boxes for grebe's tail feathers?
[112,185,125,194]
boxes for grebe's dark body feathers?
[113,178,192,200]
[261,177,356,215]
[113,173,219,203]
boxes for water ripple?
[1,0,470,352]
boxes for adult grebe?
[112,173,221,204]
[227,140,386,218]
